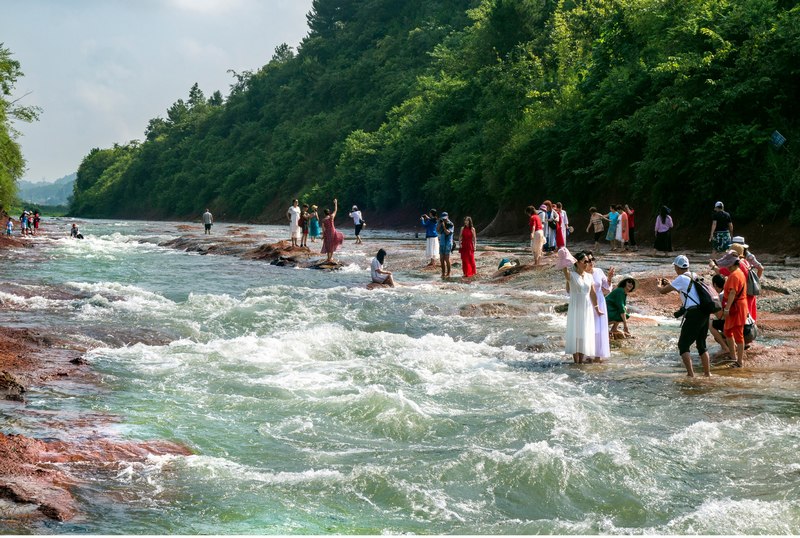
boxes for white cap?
[673,255,690,269]
[714,201,724,208]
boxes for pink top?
[655,215,673,233]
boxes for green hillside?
[69,0,800,229]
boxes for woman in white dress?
[563,251,602,364]
[587,255,614,362]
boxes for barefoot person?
[459,216,477,278]
[321,198,344,263]
[710,201,733,254]
[563,251,601,364]
[370,248,396,287]
[202,208,214,235]
[349,205,364,245]
[287,199,301,247]
[607,278,636,337]
[437,212,454,278]
[657,255,711,377]
[526,205,544,265]
[586,207,607,253]
[420,209,440,266]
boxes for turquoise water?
[2,219,799,534]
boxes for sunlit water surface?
[1,218,799,534]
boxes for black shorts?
[204,223,212,231]
[711,318,725,331]
[594,231,603,242]
[678,308,709,355]
[355,224,363,236]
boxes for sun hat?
[556,247,578,269]
[729,244,745,257]
[714,201,724,209]
[352,205,358,211]
[731,235,748,248]
[497,258,518,271]
[715,250,740,268]
[672,255,690,269]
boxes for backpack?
[686,274,721,315]
[745,266,761,296]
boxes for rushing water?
[1,218,799,534]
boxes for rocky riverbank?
[2,222,799,524]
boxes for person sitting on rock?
[370,248,396,287]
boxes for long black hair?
[376,248,387,265]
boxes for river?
[1,218,799,534]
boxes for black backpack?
[686,274,721,315]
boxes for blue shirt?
[438,219,454,246]
[421,216,438,238]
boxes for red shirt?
[529,214,543,232]
[626,209,635,228]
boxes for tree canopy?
[70,0,800,228]
[0,43,40,210]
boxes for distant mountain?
[18,173,75,206]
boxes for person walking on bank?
[657,255,711,377]
[287,199,301,247]
[654,206,673,254]
[437,212,455,278]
[459,216,477,278]
[526,205,545,265]
[710,201,733,254]
[299,204,310,247]
[586,207,608,253]
[202,208,213,235]
[615,205,629,251]
[624,204,637,251]
[349,205,364,245]
[420,209,440,266]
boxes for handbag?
[744,314,757,343]
[746,267,760,296]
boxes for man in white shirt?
[349,205,364,244]
[287,199,301,247]
[657,255,711,377]
[202,209,213,235]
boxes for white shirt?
[370,257,383,281]
[287,205,301,226]
[202,211,213,224]
[349,210,362,225]
[671,272,701,308]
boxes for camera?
[673,306,686,318]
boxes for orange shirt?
[723,268,748,327]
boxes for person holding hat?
[715,250,749,367]
[349,205,364,245]
[657,255,711,377]
[563,250,600,364]
[710,201,733,253]
[437,212,455,277]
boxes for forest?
[67,0,800,232]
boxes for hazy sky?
[2,0,314,183]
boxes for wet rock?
[554,303,569,314]
[366,282,392,290]
[0,371,26,401]
[271,256,298,267]
[459,302,528,317]
[309,260,344,271]
[69,357,88,366]
[247,241,311,263]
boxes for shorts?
[711,318,725,331]
[677,308,709,355]
[439,241,453,256]
[724,323,745,343]
[594,231,604,242]
[425,236,440,259]
[355,224,363,236]
[204,223,212,232]
[713,231,732,252]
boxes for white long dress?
[565,269,596,356]
[591,267,611,358]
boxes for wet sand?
[1,225,798,523]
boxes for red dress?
[460,227,476,277]
[321,217,344,255]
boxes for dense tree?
[0,43,40,210]
[70,0,800,230]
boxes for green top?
[606,287,628,321]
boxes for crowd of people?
[199,198,762,376]
[5,210,41,236]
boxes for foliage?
[0,43,40,212]
[70,0,800,228]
